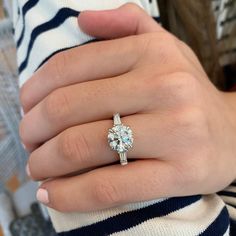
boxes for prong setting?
[108,113,134,165]
[108,124,134,153]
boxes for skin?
[20,4,236,212]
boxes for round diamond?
[108,125,133,153]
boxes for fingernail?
[20,107,25,117]
[25,164,31,177]
[21,142,26,149]
[36,188,49,204]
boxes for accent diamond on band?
[108,113,134,165]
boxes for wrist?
[221,91,236,120]
[221,91,236,181]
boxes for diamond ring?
[108,113,134,165]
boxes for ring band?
[108,113,134,165]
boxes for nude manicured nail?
[20,107,25,117]
[36,188,49,204]
[21,142,26,149]
[25,164,31,177]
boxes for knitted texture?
[0,18,27,189]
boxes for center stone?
[108,124,133,153]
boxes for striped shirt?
[13,0,236,235]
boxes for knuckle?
[137,33,176,65]
[178,72,198,85]
[93,178,122,205]
[167,72,197,91]
[44,90,70,123]
[164,72,199,103]
[177,40,201,65]
[155,32,175,46]
[136,35,153,60]
[59,131,90,164]
[175,107,205,131]
[123,3,144,15]
[152,33,177,57]
[145,72,198,107]
[48,51,69,83]
[173,107,209,151]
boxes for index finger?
[20,35,149,113]
[20,4,164,113]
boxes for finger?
[78,3,164,39]
[20,3,165,113]
[36,160,188,212]
[28,113,176,180]
[20,70,152,147]
[20,35,148,113]
[20,67,200,149]
[79,3,205,78]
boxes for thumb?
[78,3,164,39]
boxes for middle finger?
[20,69,152,147]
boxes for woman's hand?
[20,4,236,212]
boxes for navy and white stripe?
[14,0,160,87]
[13,0,235,235]
[16,0,40,48]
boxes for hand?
[20,3,236,212]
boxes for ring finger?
[28,113,175,180]
[20,69,152,149]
